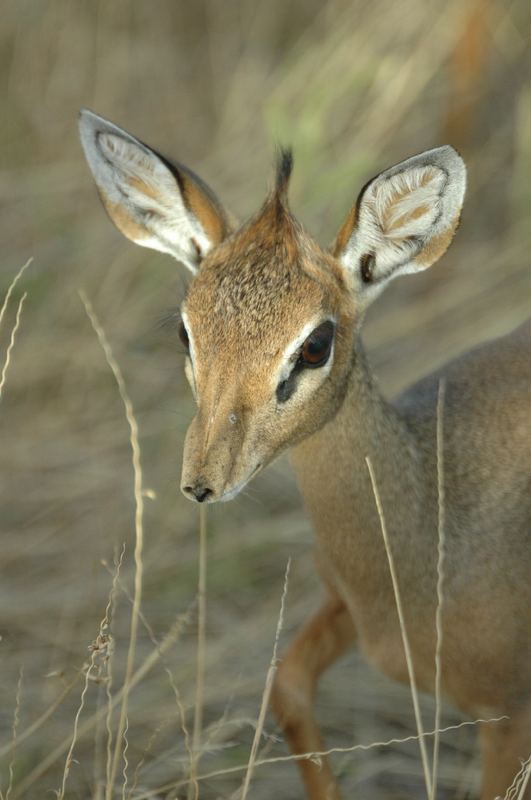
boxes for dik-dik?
[79,109,531,799]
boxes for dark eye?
[276,321,335,404]
[178,320,190,352]
[299,320,335,368]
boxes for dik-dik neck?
[290,341,429,591]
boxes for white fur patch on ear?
[79,109,224,273]
[336,146,466,303]
[375,166,445,239]
[97,131,212,268]
[98,132,175,197]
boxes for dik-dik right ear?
[79,109,233,273]
[332,146,466,305]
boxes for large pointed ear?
[332,146,466,304]
[78,109,233,273]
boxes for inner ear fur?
[332,146,467,292]
[79,108,233,272]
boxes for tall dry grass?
[1,1,531,797]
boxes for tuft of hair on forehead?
[274,146,294,204]
[239,145,296,247]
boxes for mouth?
[219,463,262,503]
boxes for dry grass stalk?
[187,504,208,800]
[5,666,24,800]
[516,757,531,800]
[130,718,174,798]
[106,570,194,799]
[104,544,126,796]
[365,455,433,798]
[431,379,447,800]
[0,676,79,761]
[0,293,27,402]
[78,291,146,800]
[12,611,192,799]
[504,754,531,800]
[93,683,106,800]
[0,258,32,331]
[504,755,531,800]
[239,557,291,800]
[139,715,509,799]
[58,550,124,799]
[58,624,109,799]
[121,715,130,799]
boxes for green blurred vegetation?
[1,1,530,797]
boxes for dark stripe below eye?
[276,373,298,403]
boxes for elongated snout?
[180,402,257,503]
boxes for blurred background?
[1,1,530,797]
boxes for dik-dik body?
[79,109,531,799]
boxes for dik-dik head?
[79,109,466,503]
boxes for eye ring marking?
[276,320,335,404]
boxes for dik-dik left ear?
[332,146,466,303]
[79,109,233,273]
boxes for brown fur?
[182,182,530,799]
[332,199,361,257]
[179,170,229,245]
[287,323,531,798]
[85,129,531,799]
[416,214,461,267]
[127,175,160,201]
[180,195,353,500]
[99,193,149,242]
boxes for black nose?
[183,483,213,503]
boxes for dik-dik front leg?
[271,597,356,800]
